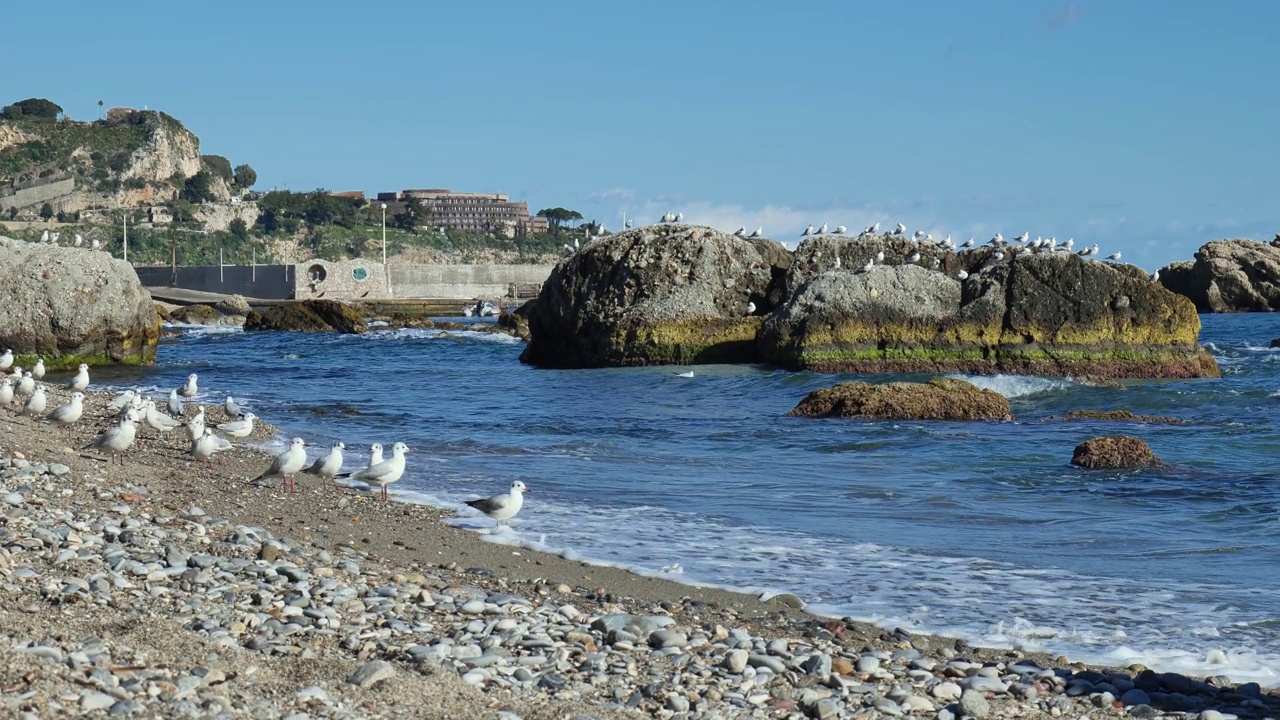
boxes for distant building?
[378,188,548,235]
[329,190,365,200]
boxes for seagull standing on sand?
[465,480,529,530]
[225,396,242,418]
[23,385,47,417]
[16,372,34,398]
[179,373,198,398]
[254,438,308,493]
[107,389,137,413]
[191,427,232,466]
[0,379,12,408]
[303,441,346,491]
[367,443,384,468]
[340,441,409,501]
[216,412,257,439]
[46,392,84,437]
[65,363,90,392]
[167,388,184,416]
[87,410,139,465]
[0,349,11,372]
[143,400,183,437]
[31,359,44,380]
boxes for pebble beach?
[0,386,1275,720]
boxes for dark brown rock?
[1059,410,1187,424]
[1158,239,1280,312]
[787,377,1013,421]
[243,299,367,334]
[1070,436,1162,469]
[496,299,535,341]
[168,304,224,325]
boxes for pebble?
[723,648,748,673]
[958,688,991,719]
[346,660,395,689]
[3,491,24,506]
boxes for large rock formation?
[243,299,367,334]
[0,236,160,368]
[760,238,1217,379]
[788,378,1012,421]
[519,225,790,368]
[1157,239,1280,312]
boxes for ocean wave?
[363,328,523,345]
[163,322,243,336]
[946,374,1072,398]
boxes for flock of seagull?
[0,354,529,529]
[35,229,104,251]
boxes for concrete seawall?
[389,264,551,299]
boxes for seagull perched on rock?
[863,222,880,236]
[1150,270,1160,282]
[660,212,675,223]
[991,251,1006,262]
[1014,231,1029,244]
[304,441,346,491]
[748,227,762,238]
[339,441,410,502]
[801,224,815,237]
[745,301,756,315]
[961,237,975,248]
[674,212,683,222]
[893,222,906,236]
[956,269,969,280]
[733,226,746,237]
[875,250,885,263]
[991,233,1004,245]
[907,251,921,263]
[833,256,842,270]
[930,258,942,270]
[254,438,309,493]
[74,233,83,247]
[833,225,847,235]
[91,238,101,250]
[465,480,529,530]
[816,223,827,235]
[859,258,874,273]
[1106,252,1122,261]
[913,230,927,241]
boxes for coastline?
[1,384,1276,719]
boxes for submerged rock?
[788,377,1013,421]
[0,235,160,368]
[496,299,535,341]
[167,304,226,325]
[244,299,367,333]
[1058,410,1187,424]
[1070,436,1162,469]
[520,225,790,368]
[1158,239,1280,312]
[761,240,1217,379]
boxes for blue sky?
[3,0,1278,268]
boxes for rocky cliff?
[0,236,160,367]
[1157,238,1280,312]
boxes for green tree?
[536,207,583,230]
[201,155,233,184]
[39,202,54,220]
[1,98,62,121]
[233,163,257,188]
[181,170,216,203]
[228,217,249,240]
[7,207,17,220]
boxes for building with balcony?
[377,188,548,235]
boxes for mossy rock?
[244,299,367,334]
[1060,410,1187,425]
[168,304,224,325]
[1071,436,1162,469]
[788,377,1013,421]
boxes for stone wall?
[293,258,391,300]
[389,263,552,300]
[0,178,76,211]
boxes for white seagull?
[31,358,45,380]
[465,480,529,530]
[801,224,815,237]
[0,349,11,371]
[1106,252,1122,261]
[875,250,885,263]
[216,412,257,439]
[894,222,906,236]
[1151,270,1160,282]
[816,223,828,235]
[745,301,756,315]
[179,373,198,398]
[961,237,975,248]
[863,222,880,236]
[23,384,47,417]
[340,441,410,502]
[47,392,85,437]
[191,427,233,466]
[907,251,921,263]
[143,400,183,436]
[167,388,184,416]
[733,226,746,237]
[87,410,139,465]
[225,396,241,418]
[956,269,970,280]
[16,372,35,397]
[748,227,762,238]
[833,225,847,235]
[303,441,346,491]
[0,378,12,408]
[253,437,309,493]
[859,258,873,273]
[67,363,89,392]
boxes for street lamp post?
[380,203,387,267]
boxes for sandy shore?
[0,382,1275,719]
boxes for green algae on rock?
[788,377,1013,421]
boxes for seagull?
[31,358,45,380]
[624,218,633,228]
[367,443,384,468]
[863,222,880,236]
[748,227,762,238]
[179,373,198,398]
[801,224,815,237]
[991,252,1005,262]
[833,225,847,235]
[673,370,695,378]
[1151,270,1160,281]
[23,384,47,417]
[91,239,101,250]
[1014,232,1029,244]
[16,371,34,398]
[303,441,346,491]
[674,213,682,222]
[465,480,529,530]
[956,269,970,280]
[745,301,756,315]
[875,250,885,263]
[574,237,580,250]
[46,392,85,437]
[167,388,184,416]
[191,427,233,466]
[254,437,309,493]
[143,400,183,436]
[67,363,89,392]
[87,410,139,465]
[894,222,906,236]
[40,230,49,242]
[660,212,674,223]
[187,405,206,439]
[1062,238,1075,251]
[74,233,83,247]
[930,258,941,269]
[913,230,927,241]
[216,412,257,439]
[0,349,10,371]
[340,441,410,501]
[1106,252,1122,261]
[224,396,241,418]
[563,244,574,254]
[907,251,921,263]
[107,389,138,412]
[816,223,828,235]
[833,256,842,270]
[1088,244,1100,256]
[0,379,12,409]
[961,237,975,248]
[859,259,874,273]
[51,232,59,244]
[733,226,746,237]
[991,233,1004,245]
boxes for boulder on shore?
[1071,436,1162,469]
[167,304,225,325]
[214,294,252,316]
[0,236,160,368]
[244,299,367,333]
[1157,239,1280,312]
[496,299,535,341]
[759,238,1217,379]
[787,377,1013,421]
[520,225,790,368]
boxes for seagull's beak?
[522,487,530,493]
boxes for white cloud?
[578,187,635,203]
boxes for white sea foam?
[395,475,1280,687]
[947,374,1071,398]
[363,328,523,345]
[163,322,243,336]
